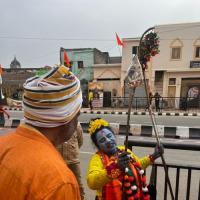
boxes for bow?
[124,27,175,200]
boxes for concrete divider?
[1,119,199,139]
[189,128,200,139]
[141,125,152,136]
[164,126,177,138]
[109,123,120,135]
[130,124,141,136]
[152,125,165,137]
[176,126,189,138]
[4,119,13,128]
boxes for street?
[5,110,200,127]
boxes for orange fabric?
[115,33,124,48]
[101,153,122,200]
[129,163,141,197]
[63,50,71,67]
[104,182,122,200]
[0,124,80,200]
[0,64,3,75]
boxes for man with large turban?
[0,65,82,200]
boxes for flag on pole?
[63,50,71,67]
[115,33,124,47]
[0,64,3,75]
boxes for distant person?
[181,97,188,111]
[112,97,118,108]
[12,91,19,100]
[149,92,154,105]
[154,92,161,112]
[0,65,82,199]
[57,122,85,200]
[88,90,93,110]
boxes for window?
[132,46,138,55]
[77,61,84,68]
[195,47,200,58]
[169,78,176,85]
[155,71,164,82]
[171,47,181,59]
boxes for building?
[10,56,21,69]
[2,22,200,110]
[1,67,47,100]
[93,56,121,107]
[60,47,109,106]
[121,22,200,109]
[153,22,200,108]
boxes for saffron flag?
[0,64,3,75]
[115,33,124,47]
[63,50,71,67]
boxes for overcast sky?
[0,0,200,68]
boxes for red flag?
[63,50,71,67]
[0,64,3,75]
[115,33,124,47]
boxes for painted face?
[96,128,117,155]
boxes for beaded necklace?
[98,148,150,200]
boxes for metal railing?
[83,96,200,113]
[127,140,200,200]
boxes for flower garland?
[100,149,150,200]
[88,118,109,135]
[123,162,150,200]
[106,158,123,179]
[139,31,160,69]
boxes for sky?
[0,0,200,68]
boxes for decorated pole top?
[126,28,160,89]
[126,55,143,88]
[138,27,159,70]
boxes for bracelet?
[106,161,122,179]
[149,154,155,163]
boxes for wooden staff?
[139,27,175,200]
[124,56,142,151]
[124,87,135,152]
[123,56,143,199]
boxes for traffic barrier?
[2,119,200,139]
[127,139,200,199]
[75,122,200,139]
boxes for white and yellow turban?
[23,65,82,127]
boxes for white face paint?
[96,128,117,155]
